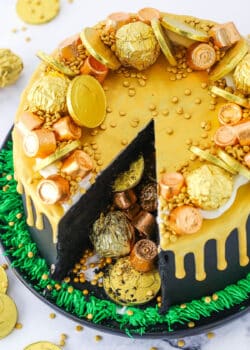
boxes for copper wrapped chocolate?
[37,175,70,205]
[23,129,56,158]
[115,22,160,70]
[90,211,135,257]
[159,172,185,199]
[234,53,250,95]
[124,203,141,220]
[130,239,158,272]
[234,120,250,146]
[53,116,82,141]
[113,189,137,209]
[81,55,109,84]
[187,43,216,71]
[19,111,44,131]
[168,205,203,235]
[27,74,70,114]
[132,210,156,237]
[61,150,93,179]
[209,22,241,48]
[139,183,157,212]
[105,12,131,31]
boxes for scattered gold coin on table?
[16,0,60,25]
[24,341,62,350]
[0,266,8,294]
[0,293,18,339]
[0,49,23,88]
[67,75,107,128]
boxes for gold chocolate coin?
[113,155,144,192]
[36,51,76,77]
[0,267,8,294]
[217,149,250,180]
[209,38,248,81]
[67,75,106,128]
[162,15,209,42]
[151,18,177,66]
[34,140,81,171]
[24,341,62,350]
[103,257,161,305]
[80,27,121,70]
[0,293,18,339]
[16,0,60,25]
[210,86,250,109]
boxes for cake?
[0,8,250,335]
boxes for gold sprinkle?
[6,174,12,181]
[184,89,191,96]
[138,79,146,87]
[67,286,74,293]
[195,98,201,104]
[149,104,156,111]
[166,127,173,135]
[100,124,107,130]
[128,88,136,97]
[152,110,158,117]
[209,104,215,110]
[12,28,18,33]
[212,293,219,301]
[186,139,192,145]
[1,263,8,270]
[75,325,84,332]
[188,321,195,328]
[119,111,126,116]
[162,109,169,116]
[150,347,158,350]
[21,26,27,31]
[106,106,112,113]
[180,303,186,309]
[171,96,179,103]
[207,332,215,339]
[121,139,128,145]
[177,340,185,348]
[176,107,183,115]
[16,213,22,219]
[15,322,23,329]
[27,251,34,258]
[110,121,117,128]
[8,221,15,227]
[201,82,208,89]
[94,335,102,342]
[87,313,93,320]
[25,37,31,42]
[127,310,133,316]
[49,313,56,319]
[59,340,65,347]
[204,296,211,304]
[184,113,191,119]
[60,334,67,340]
[42,273,48,280]
[123,80,130,87]
[83,289,89,296]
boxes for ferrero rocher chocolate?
[186,164,233,210]
[27,74,70,114]
[0,294,18,339]
[103,257,161,305]
[91,211,134,257]
[0,49,23,88]
[115,22,160,71]
[234,53,250,95]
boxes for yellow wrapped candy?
[115,22,160,71]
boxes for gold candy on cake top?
[0,49,23,88]
[115,21,160,70]
[186,164,233,210]
[27,73,70,114]
[234,53,250,95]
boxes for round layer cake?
[6,8,250,333]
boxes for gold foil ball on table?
[27,74,70,114]
[115,21,160,71]
[0,49,23,88]
[234,53,250,95]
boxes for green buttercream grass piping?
[0,141,249,335]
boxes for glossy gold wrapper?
[234,53,250,95]
[27,74,70,114]
[186,164,233,210]
[91,211,135,257]
[115,22,160,70]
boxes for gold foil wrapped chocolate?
[90,211,135,257]
[234,53,250,95]
[115,22,160,71]
[27,74,70,114]
[0,49,23,88]
[186,164,233,210]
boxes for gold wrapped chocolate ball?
[234,53,250,95]
[115,22,160,70]
[27,74,70,114]
[0,49,23,88]
[186,164,233,210]
[90,211,135,257]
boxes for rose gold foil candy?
[58,33,82,61]
[186,43,216,71]
[244,153,250,167]
[105,12,131,31]
[123,203,141,220]
[159,172,185,200]
[61,150,93,179]
[137,7,161,24]
[169,205,203,235]
[53,116,82,141]
[19,111,44,131]
[23,129,56,158]
[80,55,109,84]
[209,22,241,48]
[234,120,250,146]
[132,210,156,237]
[113,189,137,210]
[130,239,158,272]
[218,103,242,125]
[37,175,70,205]
[214,125,238,147]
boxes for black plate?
[0,129,249,339]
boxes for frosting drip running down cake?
[4,7,250,331]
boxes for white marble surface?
[0,0,249,349]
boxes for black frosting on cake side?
[53,120,155,280]
[160,215,250,311]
